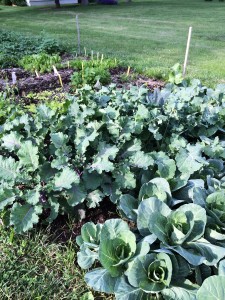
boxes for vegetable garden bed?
[1,46,225,298]
[0,65,163,95]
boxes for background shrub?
[0,29,65,68]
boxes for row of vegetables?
[0,70,225,298]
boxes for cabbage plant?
[137,198,225,266]
[99,219,137,277]
[76,222,102,269]
[126,253,172,293]
[206,190,225,226]
[204,190,225,247]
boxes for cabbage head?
[206,190,225,226]
[76,222,102,269]
[205,190,225,247]
[126,253,172,293]
[99,219,136,277]
[138,198,225,266]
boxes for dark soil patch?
[0,68,74,95]
[0,66,164,96]
[49,199,119,243]
[110,67,164,89]
[0,68,31,80]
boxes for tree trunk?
[81,0,89,5]
[55,0,61,8]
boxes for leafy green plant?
[77,196,225,299]
[69,58,119,70]
[70,66,111,88]
[0,0,26,5]
[19,53,61,74]
[168,63,184,85]
[0,52,18,68]
[0,29,65,68]
[196,276,225,300]
[70,79,225,299]
[69,57,121,88]
[0,91,23,125]
[25,90,67,113]
[1,79,225,234]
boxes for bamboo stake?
[126,66,131,77]
[76,15,81,55]
[53,65,63,87]
[81,62,84,81]
[35,70,39,78]
[183,27,192,77]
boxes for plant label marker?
[53,65,63,87]
[183,26,192,77]
[11,71,17,84]
[84,47,87,56]
[101,54,104,63]
[76,15,81,55]
[97,52,99,61]
[91,50,94,60]
[35,70,39,78]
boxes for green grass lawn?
[1,0,225,85]
[0,223,113,299]
[0,224,86,299]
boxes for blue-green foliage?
[1,72,225,296]
[1,79,225,237]
[73,79,225,299]
[77,197,225,299]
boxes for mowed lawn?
[1,0,225,84]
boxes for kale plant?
[1,80,225,234]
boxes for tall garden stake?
[183,26,192,77]
[76,15,81,55]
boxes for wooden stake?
[126,66,131,77]
[84,47,87,56]
[91,50,94,60]
[76,15,81,55]
[53,65,63,87]
[183,27,192,77]
[35,70,39,78]
[81,62,84,81]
